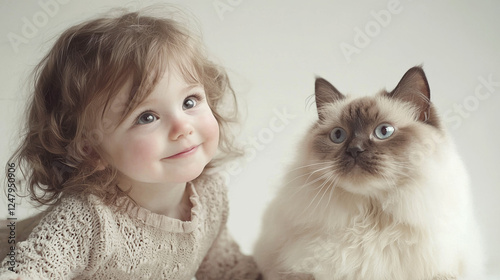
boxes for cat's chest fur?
[274,176,438,280]
[284,197,433,279]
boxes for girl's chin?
[172,166,206,183]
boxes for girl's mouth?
[164,145,199,159]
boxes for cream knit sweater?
[0,173,260,280]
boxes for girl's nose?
[168,115,194,140]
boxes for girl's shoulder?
[0,194,119,278]
[17,193,118,244]
[49,193,114,221]
[0,193,114,251]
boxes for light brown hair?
[9,8,239,206]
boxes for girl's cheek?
[128,137,160,163]
[204,113,220,143]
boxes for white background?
[1,0,499,278]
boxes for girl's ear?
[82,143,108,171]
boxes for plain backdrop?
[1,0,499,278]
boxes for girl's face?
[100,69,219,187]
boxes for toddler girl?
[0,8,259,280]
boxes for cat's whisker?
[309,169,339,192]
[312,173,339,213]
[305,94,317,111]
[284,161,332,174]
[379,164,420,188]
[380,174,398,190]
[386,161,417,174]
[288,170,333,200]
[285,164,333,187]
[290,168,331,195]
[301,168,334,190]
[386,162,413,171]
[325,175,339,209]
[290,170,332,197]
[303,172,335,214]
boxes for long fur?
[253,68,485,280]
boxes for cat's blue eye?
[374,123,395,140]
[329,127,347,143]
[136,112,158,125]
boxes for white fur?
[253,108,485,280]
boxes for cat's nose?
[346,145,365,158]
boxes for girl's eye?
[136,112,158,125]
[374,123,395,140]
[329,127,347,143]
[183,97,198,110]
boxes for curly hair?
[9,8,240,207]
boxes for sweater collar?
[119,181,201,233]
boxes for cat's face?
[307,67,442,196]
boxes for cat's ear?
[315,77,345,120]
[388,66,431,122]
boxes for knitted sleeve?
[194,174,260,280]
[0,195,109,280]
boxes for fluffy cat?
[253,66,485,280]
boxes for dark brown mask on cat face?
[309,66,442,195]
